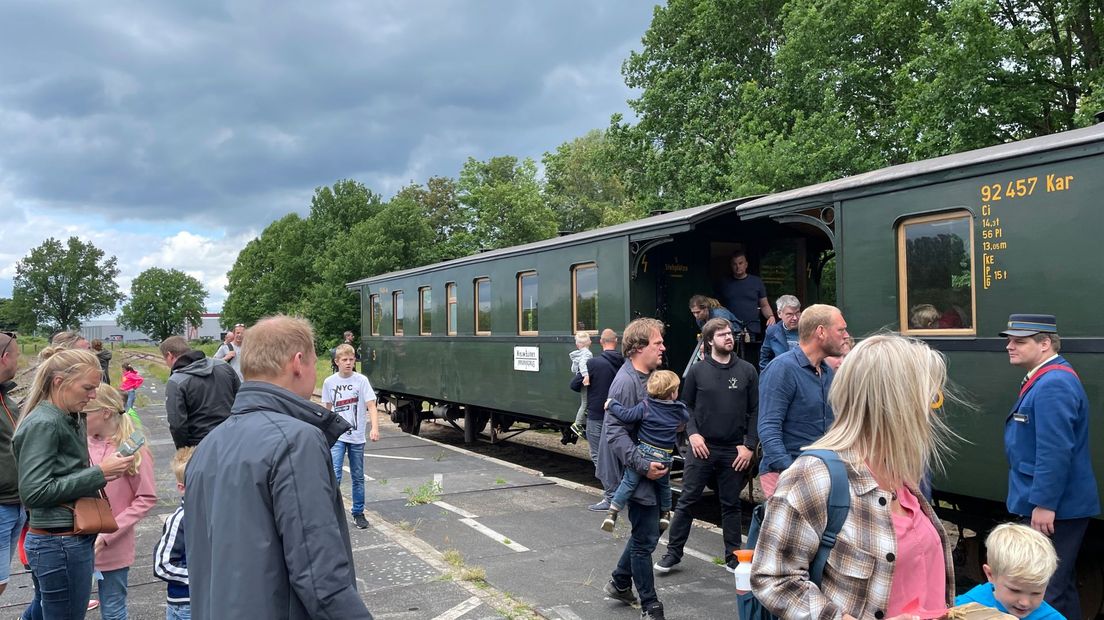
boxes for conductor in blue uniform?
[1001,313,1100,620]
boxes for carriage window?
[369,294,381,336]
[393,291,404,336]
[572,263,598,332]
[419,287,432,335]
[897,212,975,335]
[446,282,457,336]
[518,272,538,335]
[475,278,491,335]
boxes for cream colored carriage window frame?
[446,282,457,336]
[369,294,381,336]
[419,287,432,335]
[474,278,492,335]
[572,263,598,334]
[392,291,404,336]
[517,271,538,336]
[896,211,977,336]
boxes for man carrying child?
[601,370,688,534]
[323,344,381,530]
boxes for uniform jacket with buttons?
[1005,355,1100,519]
[750,450,954,620]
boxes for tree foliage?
[12,237,123,331]
[542,129,645,232]
[459,156,558,249]
[118,268,207,342]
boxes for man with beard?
[654,318,758,575]
[757,304,849,498]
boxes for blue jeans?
[166,602,191,620]
[97,566,129,620]
[124,389,137,411]
[610,443,673,512]
[0,503,27,583]
[330,440,365,515]
[611,500,661,609]
[22,533,96,620]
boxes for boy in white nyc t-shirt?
[322,344,380,529]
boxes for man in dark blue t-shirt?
[717,252,775,367]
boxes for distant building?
[80,313,223,343]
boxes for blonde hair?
[334,343,356,360]
[986,523,1058,586]
[574,331,591,347]
[622,318,664,357]
[21,347,101,418]
[809,333,956,489]
[240,315,314,380]
[797,304,839,342]
[647,370,680,399]
[50,331,88,350]
[909,304,940,329]
[172,446,196,485]
[84,385,144,476]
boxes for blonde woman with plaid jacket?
[751,334,956,620]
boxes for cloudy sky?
[0,1,655,314]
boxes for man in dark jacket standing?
[574,328,623,511]
[0,331,26,596]
[655,318,758,574]
[598,318,670,620]
[185,315,371,620]
[161,336,240,449]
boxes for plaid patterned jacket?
[750,450,954,620]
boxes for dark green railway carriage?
[352,123,1104,611]
[347,199,830,437]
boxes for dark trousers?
[611,500,661,609]
[1022,516,1089,620]
[739,340,761,370]
[664,445,747,561]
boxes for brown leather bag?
[68,491,117,535]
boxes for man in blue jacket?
[1001,313,1100,620]
[572,329,623,511]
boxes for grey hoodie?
[166,350,241,448]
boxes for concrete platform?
[2,392,740,619]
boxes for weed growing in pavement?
[502,538,512,545]
[402,480,442,506]
[459,566,486,582]
[499,592,538,620]
[377,478,388,485]
[433,450,446,462]
[397,519,422,533]
[442,549,464,568]
[494,477,506,485]
[712,557,725,565]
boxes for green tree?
[393,176,478,262]
[458,156,558,249]
[221,214,312,328]
[543,129,644,232]
[0,298,18,331]
[118,268,207,341]
[12,237,124,331]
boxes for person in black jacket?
[572,329,623,511]
[161,336,241,449]
[654,317,758,575]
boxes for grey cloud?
[0,1,653,230]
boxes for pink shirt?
[88,436,157,572]
[886,486,947,617]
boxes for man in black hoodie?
[654,318,758,575]
[161,335,241,449]
[573,328,623,511]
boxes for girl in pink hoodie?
[83,385,157,620]
[119,363,144,412]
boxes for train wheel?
[398,404,421,436]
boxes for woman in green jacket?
[13,347,134,620]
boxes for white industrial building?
[80,313,224,343]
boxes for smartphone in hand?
[117,431,146,457]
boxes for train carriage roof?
[347,197,753,287]
[737,124,1104,219]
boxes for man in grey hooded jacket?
[184,315,371,620]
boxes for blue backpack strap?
[800,449,851,586]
